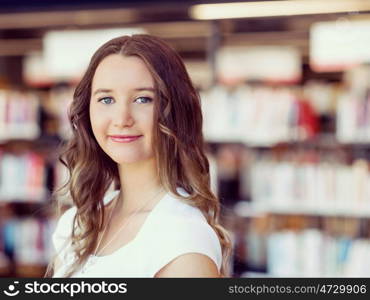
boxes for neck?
[116,157,165,216]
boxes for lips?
[109,135,142,143]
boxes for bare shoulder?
[154,253,220,278]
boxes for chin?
[110,152,154,165]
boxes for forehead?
[92,54,154,90]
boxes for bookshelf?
[0,5,369,278]
[0,71,367,276]
[0,88,66,277]
[206,62,370,277]
[235,201,370,219]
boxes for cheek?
[142,114,154,139]
[90,106,107,139]
[146,116,154,131]
[134,107,154,132]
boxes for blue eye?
[98,97,114,104]
[135,97,152,104]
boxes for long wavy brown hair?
[44,34,232,277]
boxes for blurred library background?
[0,0,370,277]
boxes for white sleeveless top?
[51,187,222,277]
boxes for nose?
[113,102,134,128]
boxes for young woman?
[45,34,231,278]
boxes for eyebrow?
[93,87,155,96]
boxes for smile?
[109,135,142,143]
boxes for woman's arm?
[154,253,220,278]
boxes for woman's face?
[90,54,156,164]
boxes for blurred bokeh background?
[0,0,370,277]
